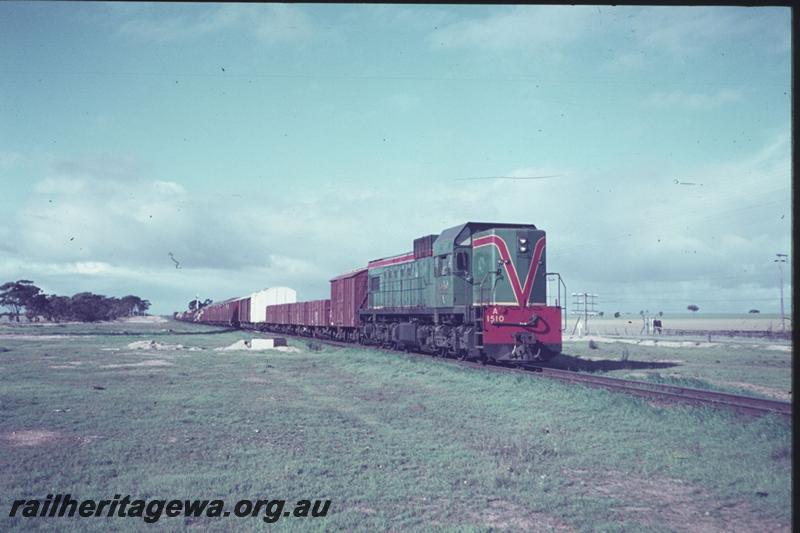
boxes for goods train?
[176,222,564,362]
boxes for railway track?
[521,366,792,418]
[281,334,792,419]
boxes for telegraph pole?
[571,293,598,336]
[774,254,787,333]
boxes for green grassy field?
[0,320,792,532]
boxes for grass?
[0,320,792,532]
[557,338,792,400]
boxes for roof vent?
[413,234,438,259]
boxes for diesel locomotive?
[177,222,564,362]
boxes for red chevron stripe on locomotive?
[472,234,546,307]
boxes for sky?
[0,3,792,316]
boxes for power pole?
[571,293,598,336]
[774,254,787,333]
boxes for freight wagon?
[197,297,240,326]
[237,287,297,328]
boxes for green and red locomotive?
[179,222,563,363]
[358,222,562,362]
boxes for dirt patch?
[399,497,572,531]
[470,499,573,531]
[2,429,105,449]
[100,359,174,369]
[121,316,169,324]
[765,345,791,352]
[216,340,299,353]
[243,377,270,384]
[564,469,788,532]
[567,336,720,349]
[127,340,199,351]
[1,430,62,447]
[48,361,83,370]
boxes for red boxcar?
[330,268,368,328]
[307,299,331,327]
[238,297,251,324]
[289,302,304,325]
[276,303,289,325]
[203,297,240,324]
[266,303,282,325]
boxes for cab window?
[456,251,470,273]
[435,254,451,277]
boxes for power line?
[0,69,789,88]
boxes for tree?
[46,295,71,322]
[748,309,760,314]
[1,280,150,322]
[613,312,621,318]
[120,295,144,317]
[136,299,151,315]
[658,311,664,317]
[687,304,699,312]
[598,311,604,317]
[0,280,42,322]
[25,293,50,322]
[69,292,110,322]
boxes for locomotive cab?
[468,225,562,361]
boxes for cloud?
[0,151,21,169]
[628,6,789,59]
[250,4,316,44]
[0,134,790,314]
[52,156,151,182]
[113,4,316,44]
[428,6,593,52]
[603,51,647,72]
[645,89,743,110]
[428,6,789,67]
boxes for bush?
[588,339,599,350]
[306,341,323,352]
